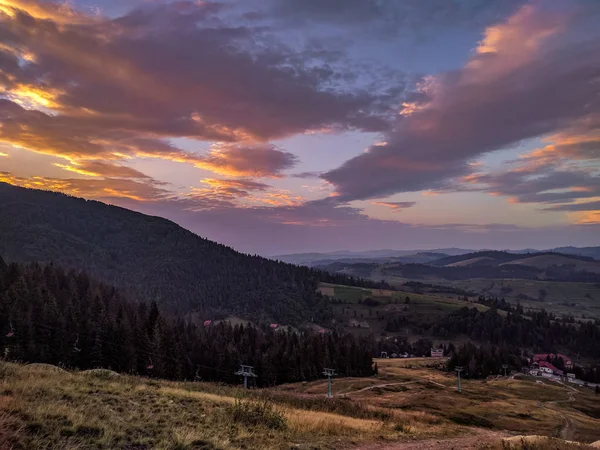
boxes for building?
[533,353,573,370]
[430,348,444,358]
[538,361,563,377]
[348,319,370,329]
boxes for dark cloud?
[0,1,390,143]
[291,171,323,179]
[268,0,527,35]
[322,1,600,201]
[465,169,600,206]
[543,200,600,212]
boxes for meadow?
[320,282,491,338]
[440,279,600,319]
[2,358,599,449]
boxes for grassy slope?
[442,279,600,319]
[2,361,599,449]
[320,282,492,339]
[323,274,600,320]
[280,358,600,444]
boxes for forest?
[0,183,388,325]
[430,306,600,359]
[0,258,374,386]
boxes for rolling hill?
[501,254,600,273]
[0,182,383,325]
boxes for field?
[439,279,600,319]
[324,276,600,320]
[2,360,599,450]
[320,282,491,338]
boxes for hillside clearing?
[2,359,600,449]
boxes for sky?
[0,0,599,255]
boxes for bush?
[228,399,287,430]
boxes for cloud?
[291,171,323,179]
[53,161,151,179]
[0,100,298,177]
[268,0,526,35]
[197,145,297,177]
[543,200,600,212]
[322,0,600,202]
[463,168,600,205]
[0,0,388,144]
[372,201,416,211]
[0,171,170,202]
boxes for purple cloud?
[322,1,600,201]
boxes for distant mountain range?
[312,249,600,283]
[275,246,600,267]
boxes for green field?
[319,282,491,339]
[440,279,600,319]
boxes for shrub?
[228,399,287,430]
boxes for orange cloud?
[371,201,416,211]
[0,171,168,202]
[0,0,96,24]
[574,211,600,224]
[0,102,298,178]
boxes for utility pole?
[502,364,508,377]
[455,366,463,393]
[235,365,257,389]
[323,368,337,398]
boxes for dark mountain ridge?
[0,183,385,325]
[430,250,596,267]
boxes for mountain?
[0,183,384,325]
[0,259,374,384]
[430,251,600,272]
[317,250,600,283]
[550,246,600,260]
[275,249,471,266]
[277,246,600,267]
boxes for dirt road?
[355,428,509,449]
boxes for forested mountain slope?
[0,183,384,324]
[0,259,374,384]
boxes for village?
[379,348,600,390]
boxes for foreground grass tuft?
[228,399,287,430]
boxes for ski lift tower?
[235,365,257,389]
[323,368,337,398]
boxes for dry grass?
[2,359,600,449]
[0,362,430,449]
[492,436,596,449]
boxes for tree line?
[429,307,600,359]
[0,258,374,386]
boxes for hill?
[0,183,383,324]
[552,246,600,260]
[278,247,600,268]
[431,251,598,268]
[502,254,600,274]
[0,259,374,384]
[2,361,599,450]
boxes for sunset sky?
[0,0,599,255]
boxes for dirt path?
[539,388,577,441]
[335,381,415,397]
[355,428,509,449]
